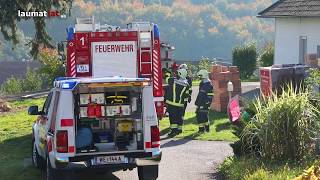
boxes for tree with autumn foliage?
[38,48,65,86]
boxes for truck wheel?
[138,165,159,180]
[32,140,45,170]
[46,157,59,180]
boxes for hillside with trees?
[0,0,275,61]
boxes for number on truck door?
[76,33,88,50]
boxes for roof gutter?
[257,15,320,18]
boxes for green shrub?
[306,68,320,97]
[259,43,274,67]
[1,68,43,95]
[0,76,23,94]
[241,84,320,161]
[22,68,43,92]
[232,43,257,79]
[1,48,65,95]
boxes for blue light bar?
[153,24,160,38]
[55,77,77,81]
[61,81,77,90]
[66,26,75,41]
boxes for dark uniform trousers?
[167,105,184,130]
[195,80,213,128]
[183,76,192,116]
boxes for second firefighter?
[178,64,192,116]
[195,70,214,133]
[165,68,191,137]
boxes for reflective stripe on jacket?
[165,78,190,107]
[195,79,214,108]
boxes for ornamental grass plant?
[241,84,320,162]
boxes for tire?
[138,165,159,180]
[46,157,59,180]
[32,140,45,170]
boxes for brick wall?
[210,65,241,112]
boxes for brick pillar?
[210,65,241,112]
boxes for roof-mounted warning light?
[153,24,160,38]
[55,77,77,81]
[66,26,75,41]
[54,77,78,89]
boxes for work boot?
[198,127,205,133]
[168,129,178,137]
[205,125,210,132]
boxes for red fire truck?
[64,17,164,118]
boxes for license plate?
[77,64,89,73]
[92,155,127,165]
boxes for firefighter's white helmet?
[177,68,188,79]
[197,69,209,79]
[178,64,188,70]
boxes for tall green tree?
[198,57,212,72]
[259,43,274,67]
[232,43,257,79]
[0,0,73,58]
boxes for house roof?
[258,0,320,18]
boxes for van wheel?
[32,140,45,170]
[46,157,59,180]
[138,165,159,180]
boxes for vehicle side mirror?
[28,106,40,115]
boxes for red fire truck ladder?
[128,22,164,118]
[128,22,153,79]
[139,32,153,78]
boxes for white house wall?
[275,17,320,65]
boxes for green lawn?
[219,156,311,180]
[0,98,45,180]
[160,111,237,142]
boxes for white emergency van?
[29,77,161,180]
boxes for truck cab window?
[42,92,53,115]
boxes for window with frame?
[49,91,60,132]
[42,92,53,115]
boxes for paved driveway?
[59,139,233,180]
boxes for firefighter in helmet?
[178,64,192,116]
[164,68,191,137]
[195,69,214,133]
